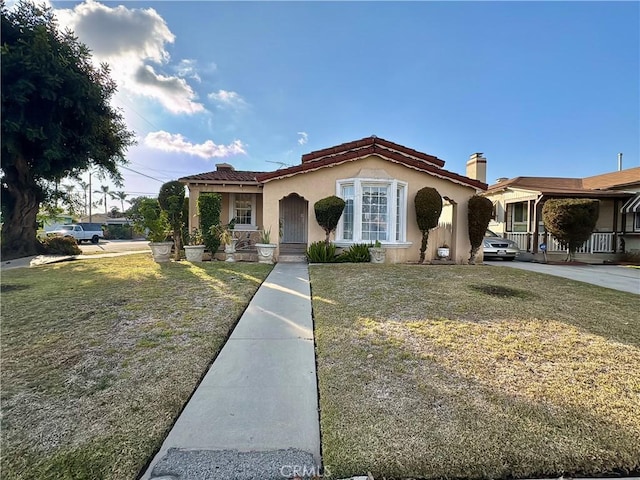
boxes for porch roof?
[179,170,264,186]
[256,136,487,190]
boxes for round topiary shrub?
[415,187,443,263]
[542,198,599,261]
[467,195,493,264]
[314,196,346,245]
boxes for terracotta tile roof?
[583,167,640,190]
[301,136,446,168]
[257,136,487,190]
[179,170,264,184]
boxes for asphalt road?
[79,238,150,254]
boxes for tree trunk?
[173,227,182,261]
[419,230,429,263]
[469,246,480,264]
[1,157,44,260]
[325,229,331,246]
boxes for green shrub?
[314,196,346,245]
[198,193,222,253]
[40,236,81,255]
[415,187,442,263]
[467,195,493,264]
[306,241,339,263]
[337,243,372,263]
[103,224,133,240]
[543,198,599,261]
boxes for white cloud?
[175,59,201,83]
[144,131,246,159]
[297,132,308,145]
[208,90,247,108]
[56,1,204,115]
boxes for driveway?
[488,261,640,294]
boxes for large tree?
[1,1,134,259]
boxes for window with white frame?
[230,193,256,228]
[634,212,640,232]
[337,179,407,244]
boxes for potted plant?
[368,239,386,264]
[211,221,237,262]
[134,198,172,263]
[184,227,205,262]
[255,227,277,264]
[437,243,450,259]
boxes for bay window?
[336,179,407,244]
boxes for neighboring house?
[180,136,488,263]
[483,166,640,259]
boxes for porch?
[506,231,621,254]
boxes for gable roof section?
[179,170,264,185]
[256,136,487,190]
[487,167,640,197]
[583,167,640,190]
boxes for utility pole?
[89,172,92,223]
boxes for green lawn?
[1,254,272,480]
[310,264,640,479]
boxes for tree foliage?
[314,196,345,245]
[1,1,135,259]
[467,195,493,264]
[158,181,185,260]
[542,198,599,261]
[197,193,222,254]
[414,187,443,263]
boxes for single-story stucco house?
[482,166,640,261]
[179,136,488,263]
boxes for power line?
[120,165,166,183]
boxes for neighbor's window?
[507,201,528,232]
[336,179,407,243]
[634,213,640,232]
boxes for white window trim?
[336,178,410,245]
[229,193,257,230]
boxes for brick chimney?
[216,163,235,171]
[466,153,487,184]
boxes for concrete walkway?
[142,262,321,480]
[488,261,640,294]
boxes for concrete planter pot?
[223,239,238,262]
[256,243,277,264]
[184,245,205,262]
[368,247,386,264]
[149,241,173,263]
[437,247,450,259]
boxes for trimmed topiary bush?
[415,187,443,263]
[198,193,222,254]
[40,236,81,255]
[468,195,493,264]
[542,198,599,261]
[158,181,186,260]
[314,196,346,245]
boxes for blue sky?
[47,0,639,206]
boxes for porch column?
[612,199,619,253]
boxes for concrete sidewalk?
[142,262,321,480]
[488,261,640,294]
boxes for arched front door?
[280,194,308,249]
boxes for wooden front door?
[280,194,308,244]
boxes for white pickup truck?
[47,223,104,244]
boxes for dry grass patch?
[310,264,640,479]
[1,254,272,480]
